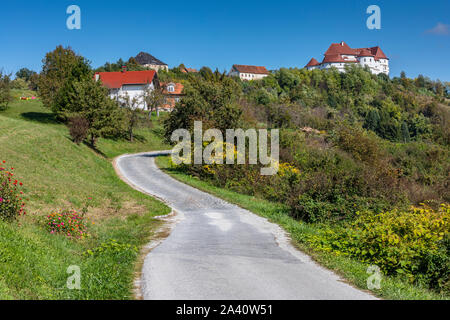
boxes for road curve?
[115,151,375,300]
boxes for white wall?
[109,83,155,110]
[232,72,268,81]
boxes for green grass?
[156,156,448,300]
[0,91,171,299]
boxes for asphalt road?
[115,151,375,300]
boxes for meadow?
[0,90,170,299]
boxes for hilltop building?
[305,41,389,75]
[229,65,269,81]
[135,52,169,72]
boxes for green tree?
[364,109,381,132]
[15,68,37,82]
[164,76,242,142]
[142,85,165,118]
[39,46,91,112]
[120,93,142,142]
[401,121,411,143]
[63,77,124,147]
[0,71,12,111]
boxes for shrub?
[68,116,89,144]
[11,78,29,90]
[306,204,450,292]
[0,161,26,221]
[45,209,90,239]
[83,239,138,258]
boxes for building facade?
[160,82,184,111]
[229,65,269,81]
[95,70,157,109]
[135,52,169,72]
[305,41,389,75]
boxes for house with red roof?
[160,82,185,111]
[229,65,269,81]
[94,68,158,109]
[305,41,389,75]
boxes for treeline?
[242,66,449,145]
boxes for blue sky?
[1,0,449,80]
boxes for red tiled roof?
[161,82,184,95]
[371,47,388,60]
[322,54,354,63]
[353,46,388,60]
[95,70,156,89]
[324,42,356,56]
[306,58,320,67]
[358,48,375,57]
[181,67,198,73]
[232,65,269,75]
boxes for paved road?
[115,151,375,300]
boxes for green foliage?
[306,204,450,293]
[95,57,147,72]
[240,66,447,144]
[38,45,92,112]
[83,239,138,258]
[0,71,12,111]
[61,77,125,146]
[15,68,37,82]
[164,75,242,141]
[11,78,29,90]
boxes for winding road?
[115,151,375,300]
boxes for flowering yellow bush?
[307,204,450,292]
[278,162,300,177]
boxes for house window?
[167,85,175,92]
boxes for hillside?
[0,91,170,299]
[162,66,450,297]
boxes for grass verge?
[0,92,170,299]
[155,156,448,300]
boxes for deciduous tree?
[39,45,91,113]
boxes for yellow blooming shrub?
[307,204,450,292]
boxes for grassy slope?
[156,156,447,300]
[0,91,170,299]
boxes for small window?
[167,85,175,92]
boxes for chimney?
[340,41,345,46]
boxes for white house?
[229,65,269,81]
[95,69,157,109]
[305,41,389,75]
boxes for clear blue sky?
[1,0,449,81]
